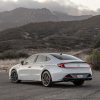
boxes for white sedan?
[9,53,92,87]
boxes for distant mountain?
[0,7,91,31]
[53,11,91,21]
[0,15,100,51]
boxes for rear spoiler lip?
[64,67,90,68]
[63,61,86,64]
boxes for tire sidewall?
[10,70,19,83]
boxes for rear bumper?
[62,73,92,82]
[63,77,92,82]
[51,66,92,82]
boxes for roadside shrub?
[87,50,100,70]
[0,50,29,59]
[94,39,100,48]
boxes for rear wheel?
[10,70,21,83]
[41,71,52,87]
[73,80,84,86]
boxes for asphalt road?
[0,71,100,100]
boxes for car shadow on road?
[19,81,92,89]
[53,83,92,89]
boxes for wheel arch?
[11,69,16,72]
[10,68,19,79]
[10,68,18,74]
[41,69,52,80]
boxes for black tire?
[73,80,84,86]
[10,70,21,83]
[41,71,52,87]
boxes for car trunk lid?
[64,62,90,68]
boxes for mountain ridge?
[0,7,91,31]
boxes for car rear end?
[51,54,92,82]
[58,61,92,82]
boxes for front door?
[18,54,38,80]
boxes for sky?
[70,0,100,11]
[0,0,100,15]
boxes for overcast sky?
[0,0,100,15]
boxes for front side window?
[25,55,37,64]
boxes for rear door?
[31,55,47,80]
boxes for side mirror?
[21,60,24,65]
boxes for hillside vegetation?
[0,15,100,51]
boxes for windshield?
[51,54,79,60]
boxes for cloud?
[0,0,98,15]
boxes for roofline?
[33,53,71,56]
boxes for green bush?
[87,50,100,70]
[0,50,29,59]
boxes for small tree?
[87,50,100,70]
[94,39,100,48]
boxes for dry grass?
[0,59,23,72]
[0,49,89,72]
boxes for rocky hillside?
[0,7,91,31]
[0,15,100,52]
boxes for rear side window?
[36,55,51,62]
[51,54,79,60]
[36,55,46,62]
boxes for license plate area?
[77,75,83,78]
[65,73,90,79]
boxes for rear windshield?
[51,54,79,60]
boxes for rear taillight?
[58,63,65,68]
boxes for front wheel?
[73,80,84,86]
[10,70,21,83]
[41,71,52,87]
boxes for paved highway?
[0,71,100,100]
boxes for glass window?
[36,55,47,62]
[25,55,37,64]
[51,54,79,60]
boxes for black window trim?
[34,55,38,62]
[46,56,51,61]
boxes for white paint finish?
[9,53,92,82]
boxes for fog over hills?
[0,7,91,31]
[0,15,100,51]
